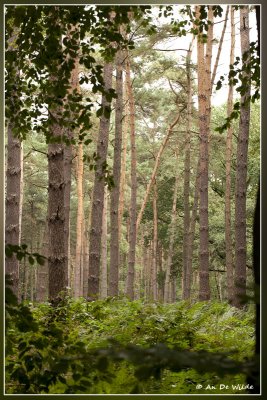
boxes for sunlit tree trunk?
[74,143,84,297]
[233,6,251,309]
[196,6,213,301]
[125,52,137,300]
[225,6,235,304]
[109,48,124,297]
[88,61,113,300]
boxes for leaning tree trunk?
[233,6,251,309]
[88,61,113,300]
[109,48,124,297]
[225,6,235,304]
[196,5,213,301]
[125,52,137,300]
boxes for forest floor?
[6,297,255,394]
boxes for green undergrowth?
[5,294,256,394]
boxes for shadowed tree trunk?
[88,60,113,300]
[109,48,124,297]
[233,6,251,308]
[125,52,137,300]
[100,186,108,299]
[165,152,179,303]
[225,6,235,304]
[182,37,194,297]
[152,181,158,301]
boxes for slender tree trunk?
[182,38,194,297]
[74,143,84,297]
[125,53,137,300]
[118,91,129,242]
[109,49,124,297]
[88,61,113,300]
[136,112,182,233]
[100,186,108,299]
[165,155,179,303]
[183,158,200,300]
[196,6,213,301]
[225,6,235,304]
[211,6,230,88]
[152,181,158,301]
[36,221,49,302]
[233,6,251,309]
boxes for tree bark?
[109,49,124,297]
[225,6,235,304]
[233,6,251,308]
[88,61,113,300]
[165,153,179,303]
[196,5,213,301]
[125,52,137,300]
[152,181,158,301]
[74,143,84,297]
[182,37,194,298]
[100,186,108,299]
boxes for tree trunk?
[5,28,22,300]
[225,6,235,304]
[152,181,158,301]
[74,143,84,297]
[36,220,49,302]
[125,52,137,300]
[182,37,194,297]
[88,61,113,300]
[183,158,200,300]
[233,6,251,308]
[109,49,124,297]
[164,154,179,303]
[196,5,213,301]
[100,186,108,299]
[118,89,129,243]
[5,124,22,299]
[136,112,182,233]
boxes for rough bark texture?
[36,221,49,302]
[233,7,251,308]
[225,6,235,304]
[48,121,67,300]
[196,6,213,301]
[125,53,137,300]
[164,160,179,303]
[182,38,194,297]
[88,61,113,300]
[109,49,124,297]
[5,124,22,299]
[74,143,84,297]
[100,187,108,299]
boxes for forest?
[5,4,260,395]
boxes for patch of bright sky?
[145,5,258,107]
